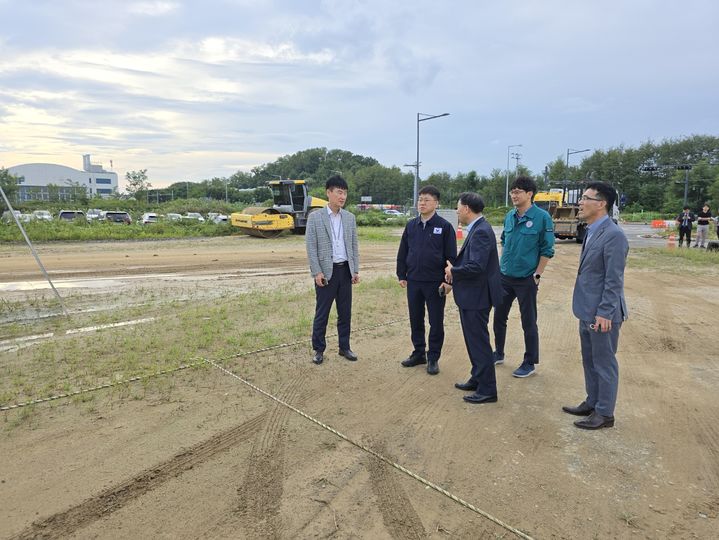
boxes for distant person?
[306,175,360,365]
[563,182,628,430]
[396,185,457,375]
[675,206,695,247]
[492,176,555,378]
[694,203,712,248]
[445,192,503,404]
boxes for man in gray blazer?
[563,182,628,430]
[306,175,360,365]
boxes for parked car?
[59,210,86,221]
[141,212,158,224]
[86,208,102,221]
[212,214,229,224]
[32,210,53,221]
[165,213,182,221]
[183,212,205,222]
[383,209,403,216]
[2,210,22,223]
[103,211,132,224]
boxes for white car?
[165,213,182,221]
[86,208,102,221]
[141,212,158,224]
[32,210,53,221]
[383,209,404,216]
[183,212,205,222]
[212,214,228,224]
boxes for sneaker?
[512,363,535,378]
[493,351,505,365]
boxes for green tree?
[0,168,20,203]
[125,169,152,200]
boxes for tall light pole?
[505,144,522,206]
[414,112,450,212]
[565,147,591,200]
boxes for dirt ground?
[1,235,718,539]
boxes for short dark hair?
[585,181,616,211]
[419,185,440,200]
[683,205,690,210]
[326,175,348,191]
[458,192,485,214]
[510,176,538,197]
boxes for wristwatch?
[534,273,541,280]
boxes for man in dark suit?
[563,182,629,430]
[444,192,503,404]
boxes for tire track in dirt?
[208,373,308,539]
[9,412,267,540]
[366,448,427,539]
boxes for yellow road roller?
[231,179,327,238]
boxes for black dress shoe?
[312,351,324,365]
[426,358,439,375]
[454,381,478,391]
[574,412,614,430]
[339,349,358,361]
[401,353,427,367]
[463,393,498,404]
[562,401,595,416]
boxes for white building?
[8,154,119,201]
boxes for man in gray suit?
[563,182,628,430]
[306,175,360,365]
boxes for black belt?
[333,261,348,266]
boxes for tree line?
[4,135,718,214]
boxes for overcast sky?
[1,0,717,189]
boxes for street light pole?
[414,112,450,212]
[505,144,522,206]
[565,147,591,200]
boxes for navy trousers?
[459,307,497,396]
[493,274,539,365]
[578,320,621,417]
[312,263,352,352]
[406,280,446,361]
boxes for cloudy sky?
[1,0,717,189]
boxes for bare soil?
[1,236,718,539]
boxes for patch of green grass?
[628,247,719,272]
[0,275,408,412]
[358,227,400,241]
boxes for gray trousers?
[696,224,709,247]
[578,320,622,417]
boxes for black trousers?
[406,280,446,361]
[678,226,692,246]
[493,274,539,365]
[312,263,352,352]
[459,307,496,396]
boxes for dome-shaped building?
[8,154,118,201]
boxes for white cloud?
[127,1,179,16]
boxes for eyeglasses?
[509,189,526,195]
[580,195,603,202]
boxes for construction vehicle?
[534,188,587,243]
[230,179,327,238]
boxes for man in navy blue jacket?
[445,192,503,403]
[397,185,457,375]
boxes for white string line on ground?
[204,357,535,540]
[0,318,406,412]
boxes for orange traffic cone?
[667,233,676,249]
[456,224,463,240]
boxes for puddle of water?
[0,279,124,292]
